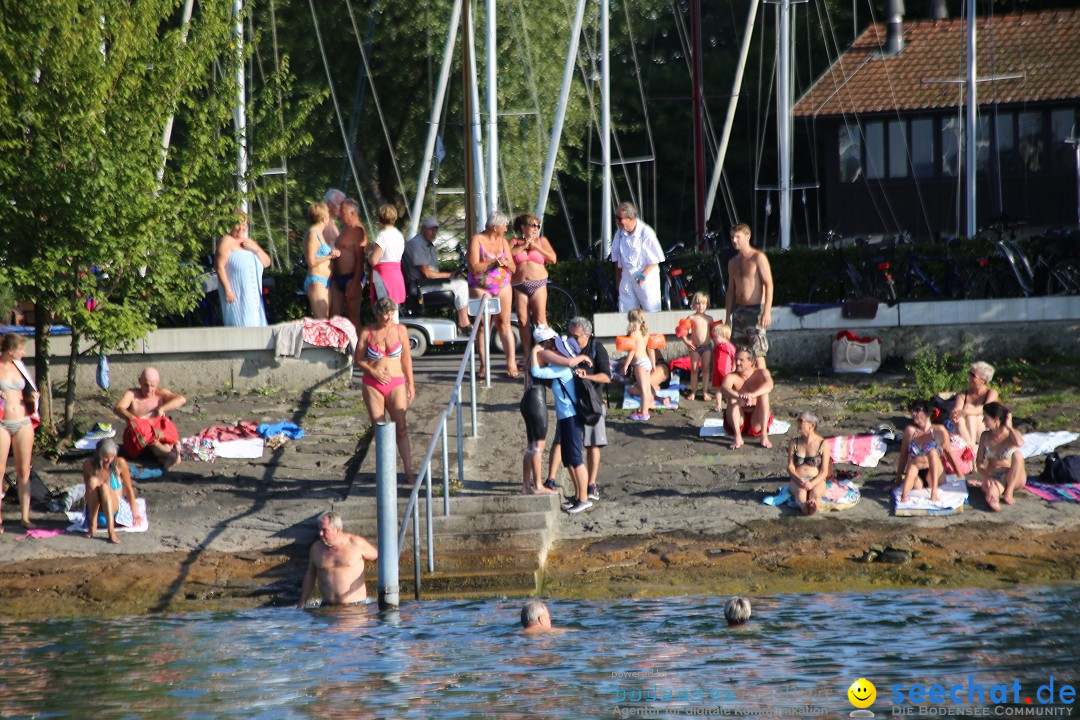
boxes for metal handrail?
[395,299,493,597]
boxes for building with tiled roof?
[792,9,1079,237]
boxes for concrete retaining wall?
[22,325,352,398]
[593,296,1080,365]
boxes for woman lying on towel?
[975,402,1026,512]
[896,399,967,504]
[82,438,141,544]
[787,411,833,515]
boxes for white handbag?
[832,332,882,373]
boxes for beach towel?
[622,386,681,410]
[303,316,359,356]
[214,437,265,459]
[66,498,149,534]
[257,421,304,440]
[830,435,888,469]
[122,417,179,458]
[893,474,967,516]
[699,417,790,438]
[16,528,65,540]
[197,421,260,443]
[179,437,217,463]
[763,478,861,511]
[1019,432,1080,459]
[1024,480,1080,503]
[127,463,163,480]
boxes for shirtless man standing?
[330,198,367,327]
[113,367,186,469]
[298,510,378,607]
[725,223,773,369]
[720,347,774,450]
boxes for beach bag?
[573,376,603,426]
[1042,453,1080,484]
[832,331,881,374]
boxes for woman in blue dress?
[215,211,271,327]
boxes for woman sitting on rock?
[949,361,999,449]
[975,402,1025,512]
[82,438,140,544]
[896,399,966,503]
[787,411,833,515]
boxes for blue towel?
[258,421,304,440]
[763,486,792,506]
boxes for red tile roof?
[792,9,1080,118]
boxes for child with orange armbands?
[619,309,654,421]
[678,292,715,402]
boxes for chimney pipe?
[929,0,947,20]
[884,0,905,56]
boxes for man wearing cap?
[544,317,609,501]
[404,216,472,330]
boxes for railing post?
[470,330,478,436]
[375,421,399,610]
[425,464,434,573]
[456,395,465,490]
[483,295,492,388]
[441,415,450,516]
[413,495,421,600]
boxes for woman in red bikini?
[510,214,557,360]
[354,298,415,484]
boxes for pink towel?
[831,435,888,468]
[302,317,359,355]
[17,528,65,540]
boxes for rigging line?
[339,0,377,191]
[267,0,290,264]
[308,0,374,230]
[251,176,281,269]
[344,0,411,215]
[621,0,657,162]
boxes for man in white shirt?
[404,216,472,330]
[610,201,665,312]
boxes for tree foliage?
[0,0,318,432]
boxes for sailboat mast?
[486,0,498,216]
[463,0,477,235]
[691,0,705,247]
[777,0,792,249]
[965,0,977,236]
[601,0,612,257]
[233,0,248,212]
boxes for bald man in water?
[298,511,378,607]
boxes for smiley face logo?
[848,678,876,708]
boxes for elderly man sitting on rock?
[719,346,774,450]
[113,367,186,469]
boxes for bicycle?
[890,232,999,301]
[994,230,1080,297]
[806,232,897,303]
[569,241,619,315]
[660,242,691,311]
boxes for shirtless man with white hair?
[298,511,378,607]
[720,347,774,450]
[323,188,346,245]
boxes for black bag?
[573,376,603,426]
[1042,453,1080,484]
[931,394,956,424]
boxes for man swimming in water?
[298,510,378,607]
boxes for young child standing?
[620,308,654,422]
[682,292,715,402]
[711,322,736,413]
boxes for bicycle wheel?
[961,262,1001,299]
[1046,259,1080,296]
[545,284,578,333]
[807,272,845,303]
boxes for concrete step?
[397,569,540,596]
[398,548,543,574]
[399,528,552,554]
[337,493,558,521]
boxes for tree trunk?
[33,302,52,430]
[64,329,79,438]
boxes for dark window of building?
[839,123,862,183]
[976,116,991,173]
[911,118,934,178]
[996,111,1016,174]
[1051,107,1078,171]
[866,121,885,180]
[1018,111,1044,173]
[888,120,908,178]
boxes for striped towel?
[1025,480,1080,503]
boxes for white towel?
[892,474,966,512]
[623,386,681,410]
[66,498,149,534]
[213,437,265,459]
[699,417,790,437]
[1019,431,1079,459]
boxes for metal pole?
[466,2,487,232]
[233,0,248,213]
[486,0,498,216]
[483,297,491,389]
[441,415,451,516]
[412,495,421,600]
[965,0,977,237]
[470,335,478,435]
[157,0,195,183]
[706,0,759,222]
[535,0,588,219]
[690,0,705,247]
[425,464,434,572]
[456,396,466,485]
[601,0,612,258]
[375,422,399,610]
[409,0,463,238]
[778,0,791,249]
[462,0,476,240]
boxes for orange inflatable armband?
[646,334,667,350]
[615,335,635,352]
[675,317,693,338]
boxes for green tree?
[0,0,318,435]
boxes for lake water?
[1,585,1078,719]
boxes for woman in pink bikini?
[510,214,557,359]
[468,212,518,378]
[354,298,415,484]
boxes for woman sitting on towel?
[949,361,999,449]
[787,411,833,516]
[896,399,966,504]
[82,438,141,544]
[975,402,1026,512]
